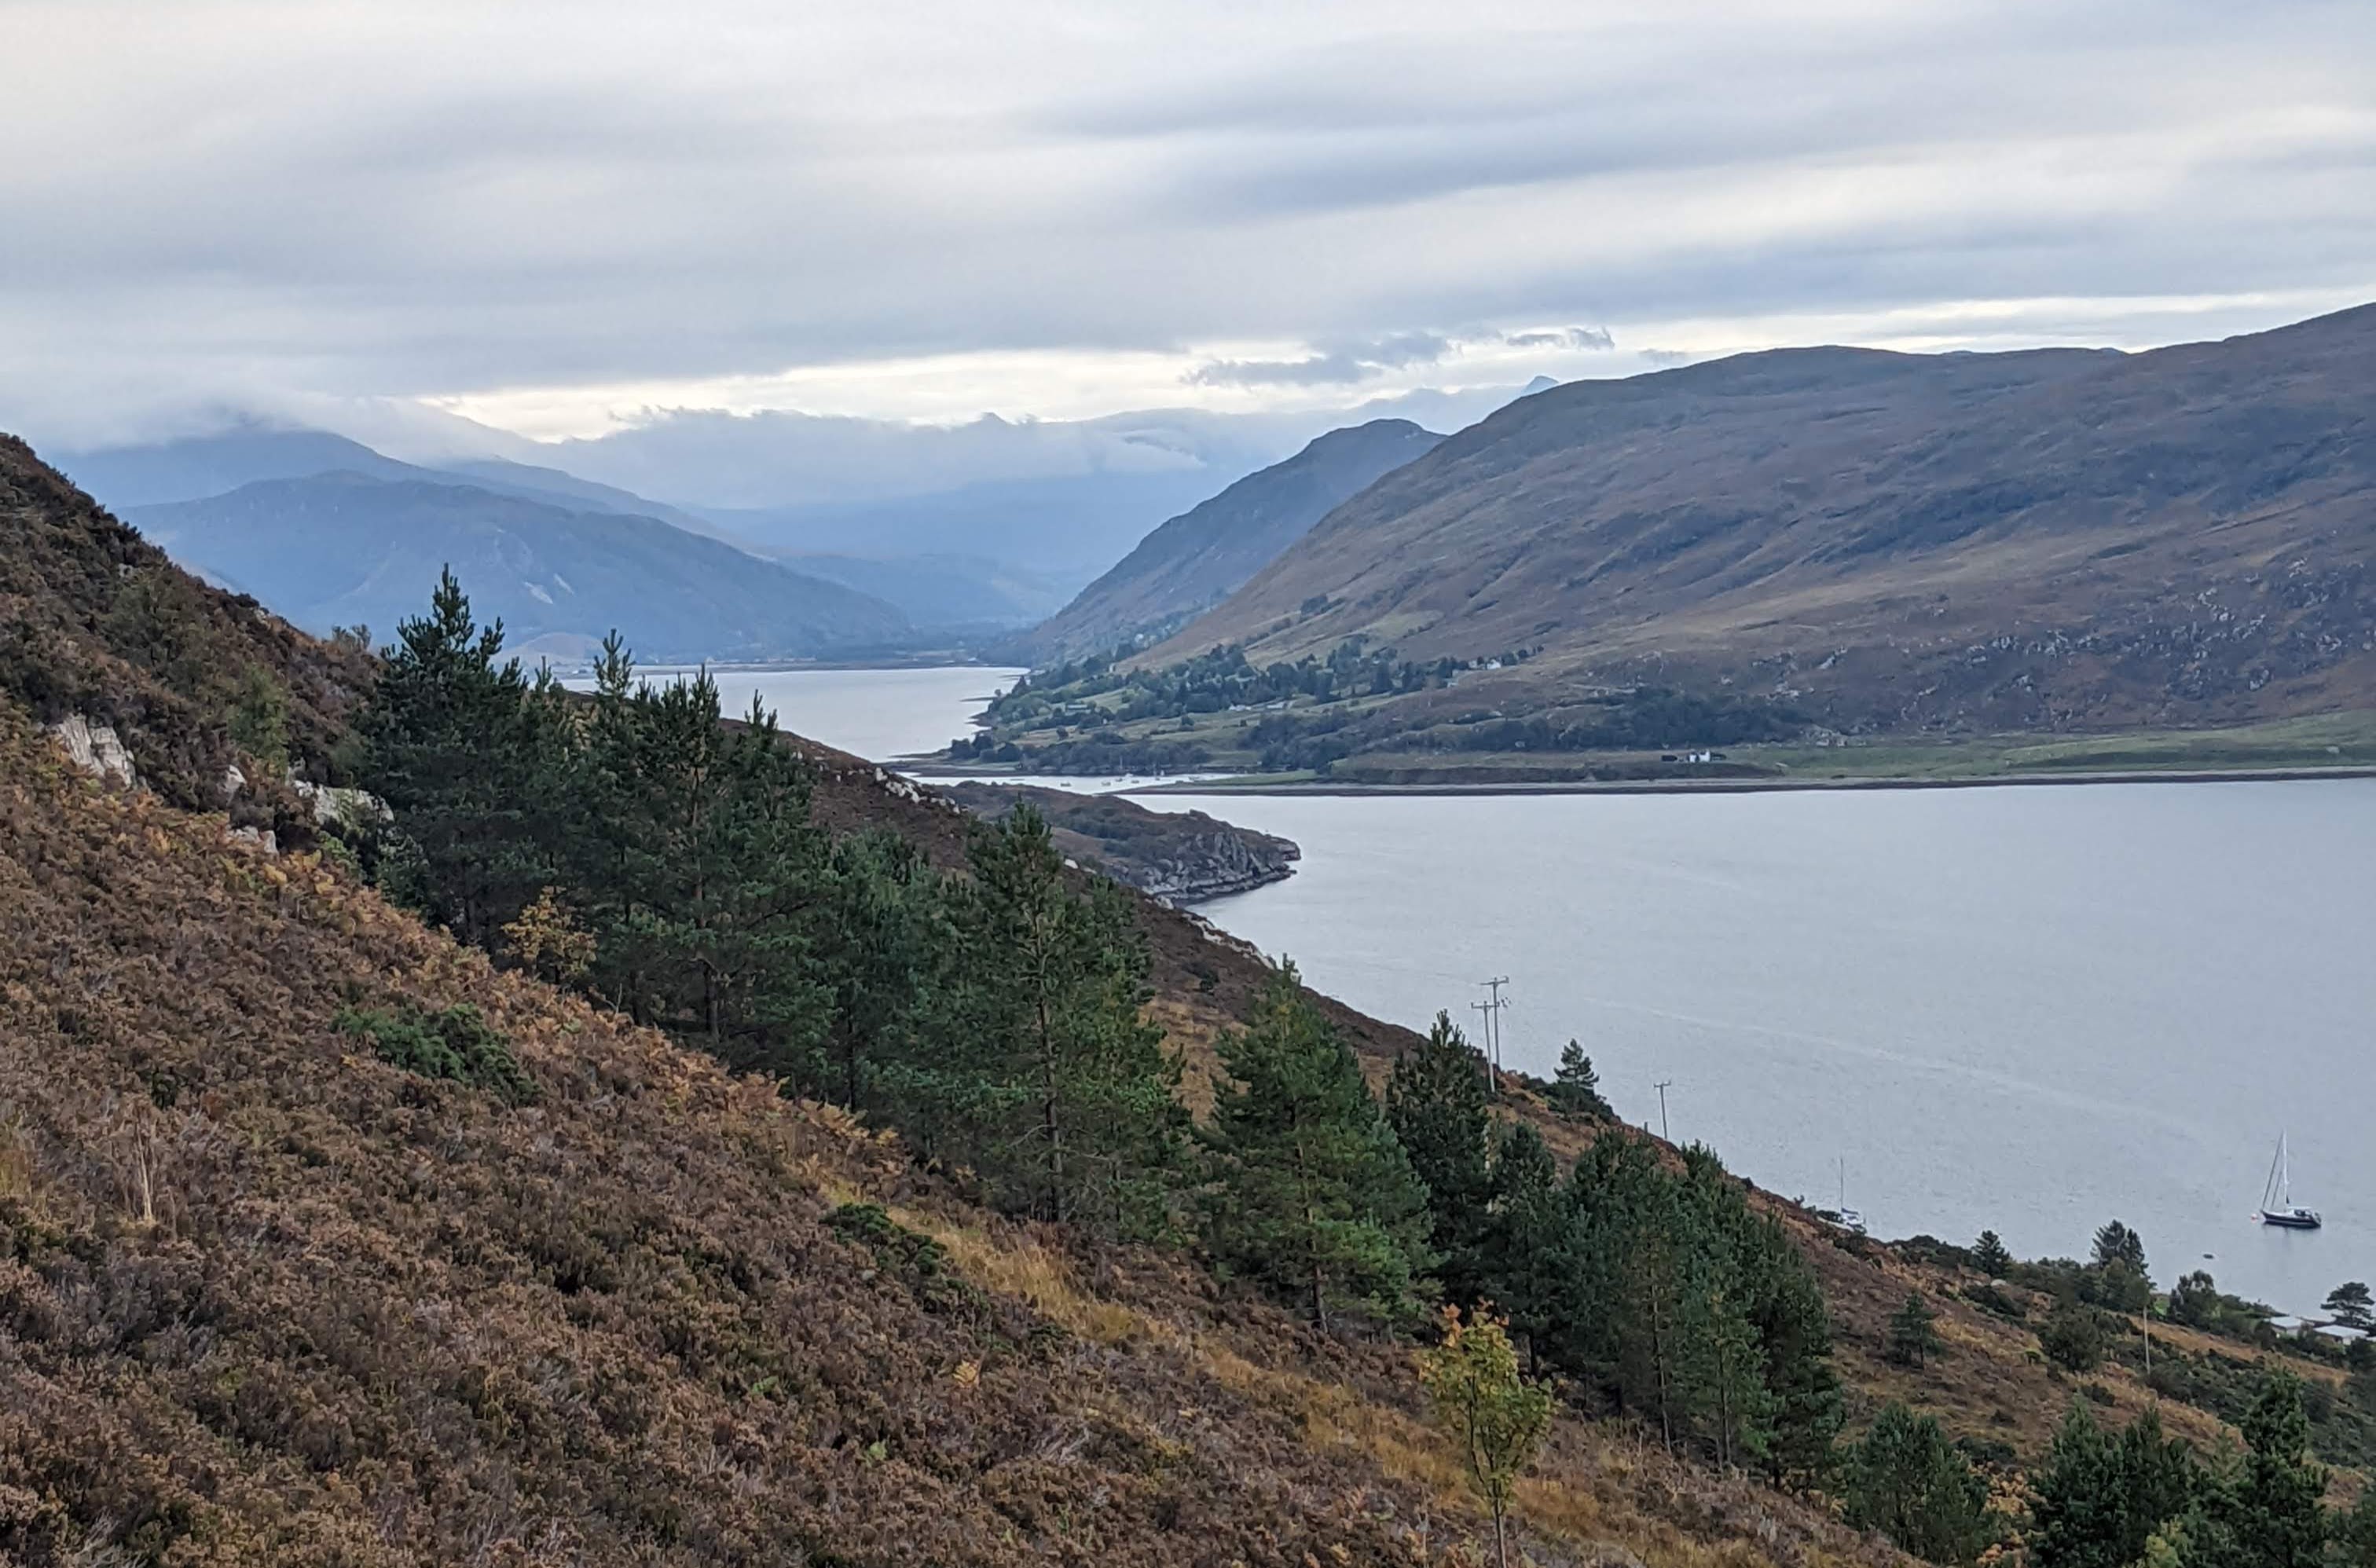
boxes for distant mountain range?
[1143,303,2376,737]
[1013,419,1445,664]
[126,471,909,662]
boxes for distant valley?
[1014,418,1445,664]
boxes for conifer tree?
[360,569,570,945]
[1386,1012,1494,1306]
[2231,1374,2326,1568]
[1889,1291,1945,1368]
[1548,1039,1612,1120]
[1479,1119,1563,1357]
[1973,1229,2013,1278]
[1201,965,1434,1330]
[1842,1404,1996,1566]
[808,828,942,1108]
[931,804,1186,1236]
[2028,1402,2197,1568]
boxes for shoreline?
[1114,762,2376,798]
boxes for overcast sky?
[6,0,2374,450]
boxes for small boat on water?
[1821,1158,1867,1236]
[2258,1134,2323,1230]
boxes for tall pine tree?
[1202,965,1434,1330]
[926,804,1186,1236]
[1385,1012,1494,1307]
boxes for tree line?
[354,574,2376,1567]
[349,574,1845,1476]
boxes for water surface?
[563,665,1021,764]
[1153,782,2376,1316]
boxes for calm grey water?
[1150,782,2376,1317]
[561,665,1023,763]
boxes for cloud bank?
[2,0,2373,449]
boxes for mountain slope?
[128,471,909,661]
[1021,419,1444,663]
[0,430,1923,1568]
[1147,306,2376,738]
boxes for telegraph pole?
[1472,976,1511,1097]
[1653,1079,1674,1142]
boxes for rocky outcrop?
[937,782,1298,904]
[1116,814,1300,903]
[46,714,138,788]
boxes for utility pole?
[1472,976,1511,1097]
[1653,1079,1674,1143]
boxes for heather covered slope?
[1148,306,2376,739]
[0,675,1922,1568]
[0,433,374,815]
[1019,419,1443,664]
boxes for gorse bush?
[336,1002,534,1103]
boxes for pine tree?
[1889,1291,1944,1368]
[359,569,570,945]
[1201,965,1434,1330]
[2231,1374,2326,1568]
[1548,1039,1612,1120]
[1973,1229,2013,1278]
[1421,1310,1553,1568]
[808,828,942,1109]
[2028,1402,2197,1568]
[1479,1119,1563,1357]
[1842,1404,1996,1566]
[1385,1012,1494,1306]
[1740,1213,1842,1490]
[933,804,1187,1236]
[2323,1281,2374,1332]
[2092,1219,2147,1273]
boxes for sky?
[6,0,2375,462]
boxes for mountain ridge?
[1142,305,2376,744]
[1016,419,1446,663]
[127,470,911,661]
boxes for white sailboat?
[2258,1134,2323,1230]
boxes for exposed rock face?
[46,714,138,787]
[1119,814,1300,903]
[937,782,1298,904]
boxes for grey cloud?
[1505,327,1614,351]
[1186,331,1451,388]
[4,0,2376,445]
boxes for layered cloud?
[3,0,2374,447]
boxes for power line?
[1471,976,1511,1097]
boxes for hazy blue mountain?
[692,467,1241,593]
[57,429,418,507]
[784,553,1071,634]
[129,472,909,663]
[1017,419,1445,662]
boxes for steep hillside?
[1021,419,1444,663]
[7,431,2362,1566]
[0,434,372,826]
[128,472,910,661]
[1146,306,2376,743]
[0,431,1917,1568]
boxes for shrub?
[336,1002,534,1103]
[2040,1303,2106,1373]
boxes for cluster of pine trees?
[358,573,1187,1236]
[350,574,1848,1482]
[1383,1017,1843,1482]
